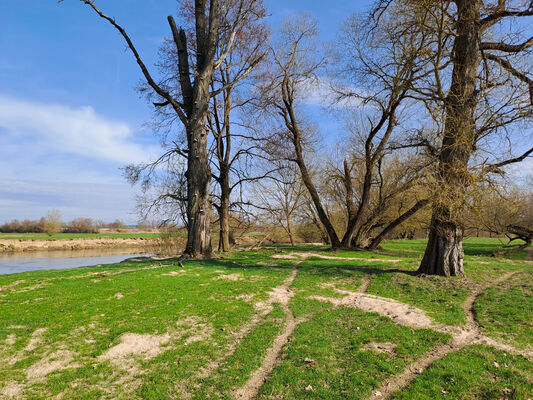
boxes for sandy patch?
[213,273,242,281]
[24,328,47,352]
[0,280,25,292]
[161,270,186,276]
[5,334,16,345]
[272,254,299,260]
[26,350,79,379]
[1,383,24,399]
[361,342,396,355]
[309,289,434,329]
[113,292,124,300]
[98,333,171,365]
[257,261,276,266]
[273,252,399,263]
[236,293,254,302]
[99,316,213,369]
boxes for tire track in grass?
[233,266,300,400]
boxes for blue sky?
[0,0,370,224]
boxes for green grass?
[0,232,163,241]
[474,271,533,349]
[391,345,533,400]
[0,239,531,399]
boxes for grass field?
[0,239,531,399]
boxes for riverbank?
[0,236,159,253]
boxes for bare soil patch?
[361,342,396,355]
[26,350,79,379]
[1,383,24,399]
[98,333,171,365]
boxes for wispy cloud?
[0,94,159,164]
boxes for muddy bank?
[0,237,159,253]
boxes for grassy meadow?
[0,238,531,399]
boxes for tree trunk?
[286,217,295,246]
[184,117,212,258]
[217,175,231,252]
[419,216,465,276]
[418,0,480,276]
[184,74,213,258]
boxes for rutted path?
[304,268,530,400]
[233,267,300,400]
[357,271,531,400]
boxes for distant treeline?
[0,218,128,234]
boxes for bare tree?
[71,0,264,258]
[258,13,430,249]
[206,2,269,251]
[254,162,306,246]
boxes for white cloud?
[0,94,159,164]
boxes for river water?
[0,248,154,275]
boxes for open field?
[0,239,531,399]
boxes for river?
[0,248,154,275]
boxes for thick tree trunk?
[184,117,212,258]
[418,0,480,276]
[184,75,213,258]
[419,216,465,276]
[297,162,341,248]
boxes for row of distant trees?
[0,211,130,236]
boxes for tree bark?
[418,0,481,276]
[184,105,213,258]
[419,216,465,276]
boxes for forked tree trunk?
[286,217,295,246]
[418,0,480,276]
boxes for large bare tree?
[72,0,263,258]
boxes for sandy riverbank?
[0,237,158,253]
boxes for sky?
[0,0,371,224]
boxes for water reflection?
[0,248,155,275]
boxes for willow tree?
[372,0,533,275]
[73,0,264,258]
